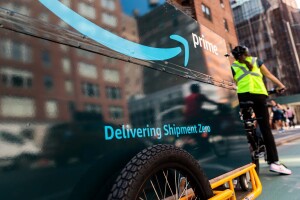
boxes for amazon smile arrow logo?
[39,0,189,66]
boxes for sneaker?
[269,162,292,175]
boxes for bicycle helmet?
[190,83,200,93]
[231,45,248,59]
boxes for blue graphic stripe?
[39,0,189,66]
[170,35,189,67]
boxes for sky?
[120,0,166,16]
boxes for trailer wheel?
[108,144,213,200]
[239,173,250,191]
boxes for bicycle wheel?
[108,144,213,200]
[246,131,260,175]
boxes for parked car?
[0,131,40,170]
[41,121,106,166]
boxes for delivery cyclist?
[231,45,291,175]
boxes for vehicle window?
[0,132,24,144]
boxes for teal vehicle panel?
[0,1,249,199]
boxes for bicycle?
[238,88,284,190]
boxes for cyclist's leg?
[238,93,259,152]
[251,94,279,163]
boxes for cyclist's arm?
[260,64,286,89]
[202,95,219,106]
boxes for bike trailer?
[0,1,261,199]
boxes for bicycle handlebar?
[267,87,286,95]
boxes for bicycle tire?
[246,130,260,175]
[108,144,214,200]
[249,144,260,175]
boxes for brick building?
[121,14,144,99]
[138,0,239,94]
[0,0,129,125]
[231,0,300,95]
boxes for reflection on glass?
[0,1,250,200]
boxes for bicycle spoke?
[163,170,175,197]
[163,170,168,199]
[178,178,190,199]
[138,168,201,200]
[143,190,147,200]
[177,173,181,199]
[155,174,163,199]
[175,170,178,198]
[150,180,160,200]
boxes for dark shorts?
[273,112,282,121]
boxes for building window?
[109,106,123,120]
[58,20,68,28]
[0,39,32,63]
[85,104,102,113]
[265,48,273,59]
[76,49,94,59]
[61,0,70,6]
[244,39,250,48]
[230,0,237,5]
[60,44,70,52]
[263,33,270,43]
[220,0,225,8]
[78,2,96,19]
[223,18,229,32]
[0,97,35,117]
[45,100,58,118]
[103,56,117,65]
[3,3,31,16]
[39,13,49,22]
[0,68,32,88]
[201,4,212,21]
[62,58,71,74]
[78,62,98,79]
[68,101,76,113]
[106,87,121,99]
[42,50,51,67]
[103,69,120,83]
[102,13,117,27]
[44,75,53,90]
[229,43,233,51]
[82,82,100,97]
[65,80,74,94]
[100,0,116,11]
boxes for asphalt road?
[257,127,300,200]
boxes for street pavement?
[257,126,300,200]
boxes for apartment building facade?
[0,0,129,124]
[231,0,300,95]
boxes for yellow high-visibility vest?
[231,56,268,95]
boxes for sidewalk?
[272,125,300,146]
[257,134,300,200]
